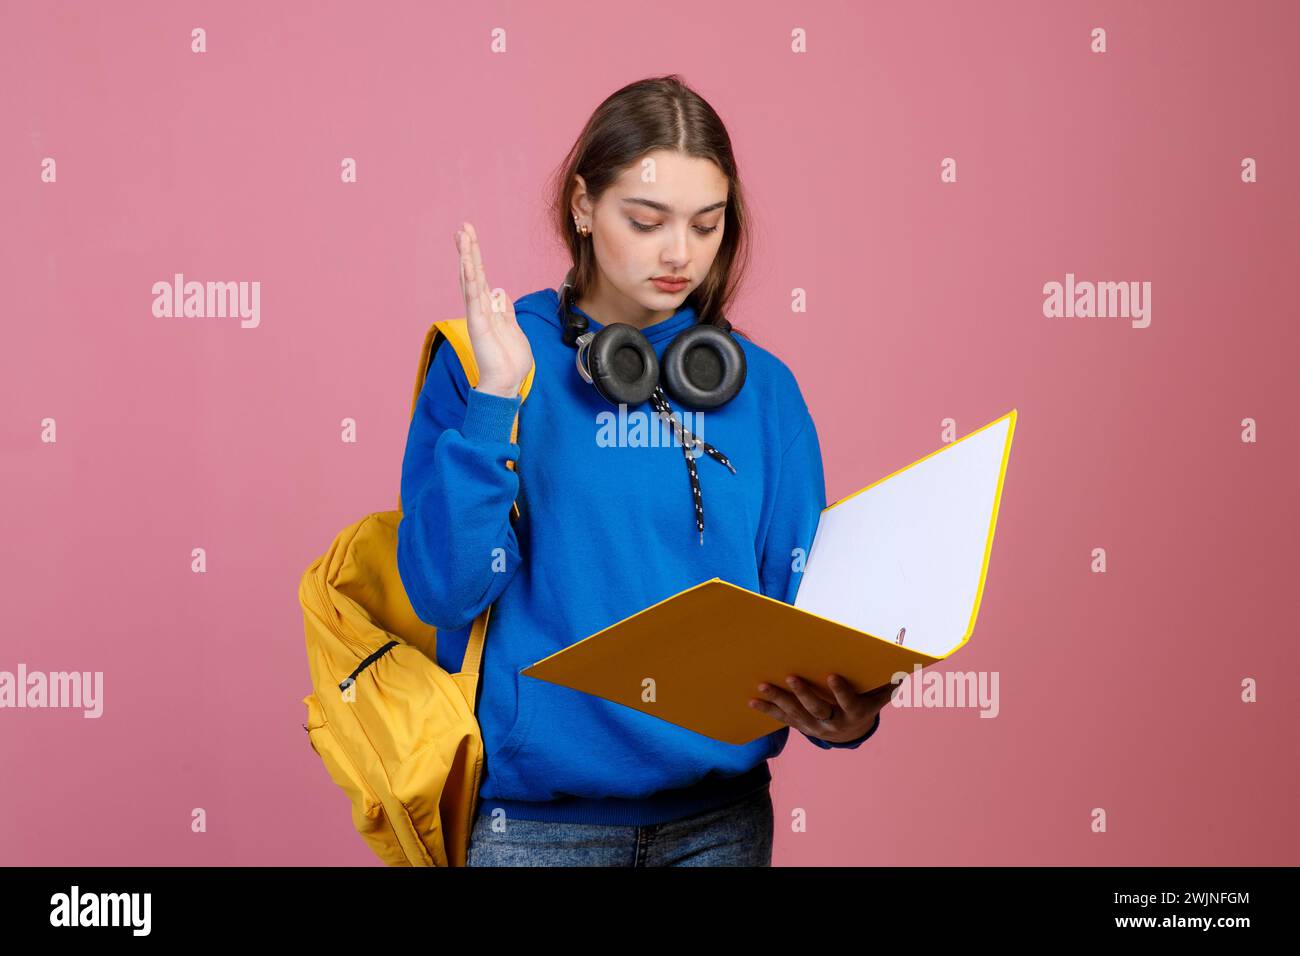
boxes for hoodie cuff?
[461,386,522,443]
[807,711,881,749]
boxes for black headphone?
[559,268,747,411]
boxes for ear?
[570,174,592,220]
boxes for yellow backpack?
[297,317,534,866]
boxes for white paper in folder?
[793,414,1015,660]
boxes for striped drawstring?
[647,386,736,545]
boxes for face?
[571,149,729,324]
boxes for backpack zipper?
[339,640,400,692]
[310,566,400,696]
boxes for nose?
[662,228,689,266]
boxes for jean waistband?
[477,760,772,827]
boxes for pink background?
[2,0,1296,866]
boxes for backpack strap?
[402,318,535,711]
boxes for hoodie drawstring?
[647,385,736,545]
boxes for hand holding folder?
[522,410,1017,745]
[749,674,897,746]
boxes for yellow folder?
[522,410,1017,745]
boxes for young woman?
[398,75,893,867]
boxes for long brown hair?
[547,74,753,340]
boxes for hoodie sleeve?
[396,337,525,633]
[757,407,882,751]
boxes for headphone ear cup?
[660,324,747,410]
[586,323,659,406]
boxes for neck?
[574,276,675,330]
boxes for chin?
[632,287,680,308]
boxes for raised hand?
[455,222,534,398]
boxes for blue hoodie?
[396,287,880,826]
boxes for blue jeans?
[467,785,774,867]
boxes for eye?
[629,219,720,236]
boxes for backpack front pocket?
[302,693,407,864]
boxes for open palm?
[455,222,533,398]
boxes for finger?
[782,675,835,721]
[457,224,482,303]
[748,697,794,727]
[750,692,826,739]
[459,235,483,322]
[456,230,473,302]
[864,681,900,706]
[465,223,497,315]
[464,223,512,320]
[456,227,473,285]
[754,681,822,727]
[823,674,868,718]
[850,679,901,710]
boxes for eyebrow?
[620,197,727,216]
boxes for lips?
[652,277,688,291]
